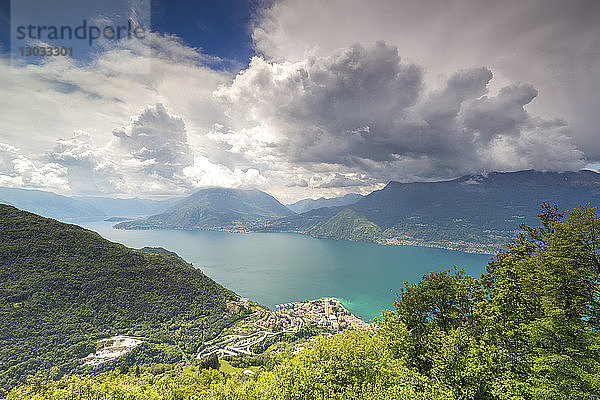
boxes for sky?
[0,0,598,203]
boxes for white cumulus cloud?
[0,143,69,191]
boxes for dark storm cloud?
[253,0,600,162]
[462,84,539,143]
[217,42,585,182]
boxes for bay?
[78,220,491,321]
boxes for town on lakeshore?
[197,297,370,360]
[82,297,371,366]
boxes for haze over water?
[80,220,491,321]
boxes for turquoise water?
[77,220,491,321]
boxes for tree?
[381,203,600,399]
[388,269,485,375]
[482,203,600,398]
[199,353,220,370]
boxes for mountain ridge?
[0,187,179,220]
[261,170,600,252]
[286,193,363,214]
[115,187,295,230]
[0,187,104,219]
[9,170,600,253]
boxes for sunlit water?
[75,219,491,321]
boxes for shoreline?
[113,223,498,255]
[272,297,372,331]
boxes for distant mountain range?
[260,170,600,253]
[71,195,181,217]
[0,187,103,219]
[5,170,600,253]
[0,187,179,220]
[115,188,295,230]
[286,193,363,213]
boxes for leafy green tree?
[198,353,220,370]
[482,203,600,398]
[385,270,485,374]
[259,330,451,400]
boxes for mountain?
[0,187,179,221]
[115,188,295,230]
[262,170,600,253]
[286,193,363,214]
[0,187,104,219]
[0,204,240,389]
[307,208,382,241]
[72,196,180,217]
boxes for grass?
[219,360,261,375]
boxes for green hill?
[307,208,382,241]
[0,205,242,389]
[115,188,294,230]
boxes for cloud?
[38,104,270,196]
[183,156,268,188]
[46,131,125,195]
[0,16,591,202]
[215,42,585,184]
[313,173,372,188]
[0,32,231,159]
[0,33,254,197]
[252,0,600,160]
[215,42,423,164]
[113,104,193,179]
[0,143,69,190]
[461,83,538,142]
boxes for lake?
[78,220,491,321]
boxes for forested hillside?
[307,208,382,241]
[263,170,600,253]
[0,205,242,390]
[6,203,600,399]
[115,188,294,230]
